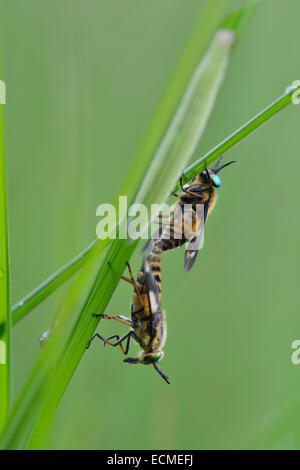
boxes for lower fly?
[86,256,170,384]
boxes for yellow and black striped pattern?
[143,171,217,257]
[132,248,162,317]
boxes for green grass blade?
[0,258,100,449]
[11,237,111,324]
[172,82,300,192]
[221,0,258,40]
[132,28,235,212]
[25,239,138,450]
[0,1,256,449]
[118,0,230,201]
[0,101,10,431]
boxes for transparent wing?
[184,201,209,272]
[184,229,204,272]
[140,237,155,257]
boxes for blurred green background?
[1,0,300,450]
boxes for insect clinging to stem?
[86,255,170,384]
[142,156,235,271]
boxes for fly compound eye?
[143,351,163,364]
[210,172,221,188]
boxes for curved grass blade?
[11,237,111,324]
[118,0,230,202]
[132,28,236,213]
[0,102,10,431]
[172,82,300,192]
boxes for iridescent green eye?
[144,352,162,364]
[211,173,221,188]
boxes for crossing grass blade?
[11,238,112,324]
[172,82,300,192]
[0,102,10,432]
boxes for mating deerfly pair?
[87,157,235,383]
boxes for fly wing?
[140,237,155,257]
[184,232,203,272]
[184,200,209,272]
[140,225,163,256]
[143,258,160,314]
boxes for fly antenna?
[213,160,236,174]
[153,363,170,384]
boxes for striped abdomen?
[145,188,217,256]
[146,247,162,293]
[151,202,198,253]
[132,248,162,317]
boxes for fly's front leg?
[205,169,213,190]
[121,262,144,306]
[103,334,125,353]
[86,331,133,355]
[107,331,133,355]
[92,313,132,327]
[107,261,141,303]
[101,333,132,355]
[152,220,171,226]
[153,214,171,225]
[180,175,204,200]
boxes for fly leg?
[90,314,132,352]
[121,262,144,306]
[205,169,213,190]
[179,175,204,200]
[152,219,171,226]
[107,261,142,304]
[155,214,171,223]
[103,334,126,353]
[104,333,132,355]
[92,314,132,327]
[152,215,172,228]
[86,331,132,355]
